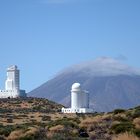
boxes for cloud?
[59,57,140,77]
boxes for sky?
[0,0,140,92]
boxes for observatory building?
[62,83,94,113]
[0,65,26,98]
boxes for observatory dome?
[71,83,81,91]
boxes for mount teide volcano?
[29,57,140,112]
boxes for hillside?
[0,98,140,140]
[29,57,140,112]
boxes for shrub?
[0,109,12,113]
[113,109,125,115]
[28,100,34,104]
[0,124,3,128]
[20,136,34,140]
[132,109,140,119]
[19,127,47,140]
[0,125,14,136]
[48,118,79,129]
[16,104,21,107]
[126,111,132,118]
[133,129,140,138]
[79,128,89,138]
[113,116,129,122]
[42,116,51,121]
[50,133,67,140]
[7,118,13,123]
[111,122,134,134]
[18,114,28,118]
[134,106,140,110]
[32,106,42,111]
[15,124,29,130]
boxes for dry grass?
[133,118,140,129]
[7,127,39,140]
[102,114,112,120]
[47,125,64,138]
[25,127,38,136]
[112,133,140,140]
[49,125,64,132]
[1,98,140,140]
[7,130,24,140]
[79,115,102,128]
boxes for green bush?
[0,125,14,136]
[50,133,82,140]
[134,106,140,110]
[132,109,140,119]
[42,116,51,121]
[133,128,140,138]
[7,118,13,123]
[50,133,67,140]
[0,108,12,113]
[113,109,125,114]
[126,111,132,117]
[18,114,28,118]
[113,116,129,122]
[32,106,42,110]
[20,127,47,140]
[48,118,79,129]
[111,122,134,134]
[15,124,29,131]
[27,100,34,104]
[20,136,34,140]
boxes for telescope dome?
[71,83,81,91]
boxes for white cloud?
[59,57,140,77]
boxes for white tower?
[71,83,89,109]
[5,65,20,91]
[62,83,93,113]
[0,65,26,98]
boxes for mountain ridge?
[29,57,140,112]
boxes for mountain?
[29,57,140,112]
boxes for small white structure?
[62,83,94,113]
[0,65,26,98]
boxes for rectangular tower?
[5,65,20,91]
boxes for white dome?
[71,83,81,90]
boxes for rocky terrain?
[0,97,140,140]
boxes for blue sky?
[0,0,140,92]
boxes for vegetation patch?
[111,122,134,134]
[113,109,126,115]
[48,118,80,129]
[0,98,140,140]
